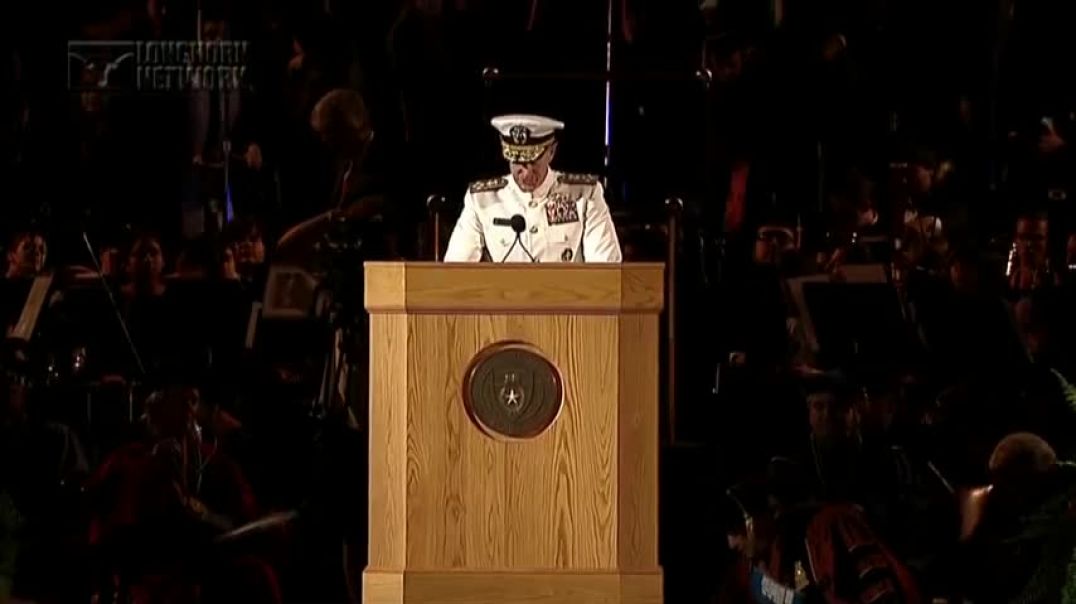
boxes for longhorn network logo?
[67,39,249,92]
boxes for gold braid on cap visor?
[500,139,555,163]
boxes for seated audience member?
[721,458,921,603]
[87,385,280,603]
[0,231,48,332]
[0,342,89,602]
[122,233,168,300]
[717,212,808,478]
[118,233,172,375]
[167,231,259,378]
[798,375,870,501]
[961,433,1076,603]
[1008,212,1059,295]
[223,218,268,293]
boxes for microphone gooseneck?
[499,236,520,263]
[577,197,588,262]
[495,214,536,262]
[518,238,537,262]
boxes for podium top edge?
[364,262,665,314]
[364,261,666,270]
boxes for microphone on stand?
[576,197,589,262]
[494,215,536,263]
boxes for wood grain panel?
[363,570,403,604]
[364,262,664,314]
[364,570,663,604]
[368,314,408,570]
[617,315,660,570]
[404,314,618,571]
[512,315,616,570]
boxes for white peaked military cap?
[490,114,565,163]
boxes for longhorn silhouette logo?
[68,50,134,89]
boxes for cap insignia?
[509,125,531,145]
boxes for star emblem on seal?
[498,372,526,414]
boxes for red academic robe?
[87,440,278,603]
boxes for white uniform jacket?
[443,170,623,263]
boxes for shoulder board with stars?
[469,177,508,193]
[556,172,600,186]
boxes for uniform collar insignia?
[556,172,599,186]
[469,177,508,193]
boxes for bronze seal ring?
[462,342,564,440]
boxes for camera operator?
[272,88,385,603]
[276,89,398,265]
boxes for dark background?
[3,1,1076,602]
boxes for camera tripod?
[309,217,368,427]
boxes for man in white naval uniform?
[443,114,623,263]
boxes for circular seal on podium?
[462,342,564,440]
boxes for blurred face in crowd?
[6,233,47,278]
[727,519,760,559]
[821,33,847,63]
[1015,216,1049,267]
[202,18,227,41]
[753,225,796,265]
[709,48,744,85]
[311,90,372,157]
[858,388,897,436]
[148,387,198,441]
[233,225,266,268]
[129,236,165,283]
[911,162,933,194]
[851,177,879,227]
[510,144,556,192]
[808,392,857,443]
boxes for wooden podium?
[362,262,664,604]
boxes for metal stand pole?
[428,195,444,261]
[665,198,683,445]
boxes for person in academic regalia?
[86,385,281,604]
